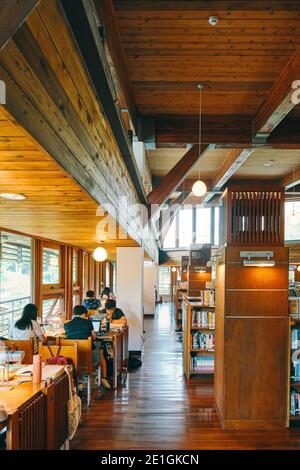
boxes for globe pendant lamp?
[192,83,207,198]
[93,246,108,262]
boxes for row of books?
[200,289,215,305]
[191,355,214,374]
[191,332,215,350]
[291,359,300,381]
[290,389,300,416]
[192,310,215,329]
[291,329,300,349]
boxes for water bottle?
[106,318,110,333]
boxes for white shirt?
[10,320,44,353]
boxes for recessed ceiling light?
[208,16,218,26]
[264,159,274,167]
[0,193,26,200]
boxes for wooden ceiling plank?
[0,0,40,50]
[253,47,300,138]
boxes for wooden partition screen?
[220,186,285,246]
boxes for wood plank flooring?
[71,303,300,450]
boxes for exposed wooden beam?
[94,0,137,131]
[60,0,147,205]
[282,169,300,189]
[0,0,40,50]
[213,149,255,189]
[147,144,208,209]
[253,47,300,139]
[156,117,252,147]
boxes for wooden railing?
[18,393,46,450]
[220,185,285,246]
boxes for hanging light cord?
[198,83,202,182]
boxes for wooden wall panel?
[215,246,289,429]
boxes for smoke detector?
[208,16,218,26]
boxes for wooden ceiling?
[113,0,300,117]
[147,147,300,182]
[0,107,138,258]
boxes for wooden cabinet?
[215,246,289,429]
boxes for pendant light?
[192,84,207,197]
[93,246,108,262]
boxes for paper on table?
[14,364,64,380]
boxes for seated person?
[105,299,127,327]
[83,290,101,312]
[10,303,46,354]
[64,305,110,389]
[100,287,111,310]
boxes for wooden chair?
[56,337,100,406]
[1,339,34,363]
[38,344,78,374]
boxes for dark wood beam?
[0,0,40,50]
[60,0,147,205]
[147,144,208,208]
[253,47,300,139]
[282,169,300,189]
[156,118,253,147]
[94,0,137,131]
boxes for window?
[43,246,60,284]
[0,231,33,337]
[73,250,79,286]
[285,201,300,241]
[196,207,211,244]
[158,267,171,296]
[179,207,193,248]
[163,217,176,249]
[42,297,65,323]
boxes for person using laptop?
[104,299,127,327]
[64,305,110,389]
[83,290,101,312]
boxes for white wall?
[144,262,157,316]
[116,247,144,351]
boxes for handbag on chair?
[65,366,81,440]
[46,345,68,365]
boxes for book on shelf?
[290,389,300,416]
[200,289,215,305]
[192,310,215,329]
[191,331,215,350]
[191,355,214,374]
[291,329,300,349]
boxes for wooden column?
[215,184,289,429]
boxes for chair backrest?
[38,344,78,373]
[1,339,34,363]
[56,338,92,374]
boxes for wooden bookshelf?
[182,297,215,379]
[287,316,300,427]
[174,286,187,324]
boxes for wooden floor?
[72,303,300,450]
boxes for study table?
[44,323,129,389]
[0,365,69,450]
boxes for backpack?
[46,345,68,365]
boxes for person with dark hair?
[83,290,101,311]
[64,305,110,389]
[105,299,127,326]
[100,287,111,310]
[10,303,46,353]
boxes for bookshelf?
[288,315,300,426]
[174,286,187,325]
[182,291,215,379]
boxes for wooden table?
[0,365,68,450]
[97,325,129,389]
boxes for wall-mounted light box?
[240,251,275,267]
